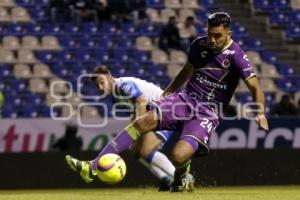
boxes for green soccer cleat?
[170,173,195,192]
[65,155,96,183]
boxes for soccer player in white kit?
[66,65,178,191]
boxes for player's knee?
[170,148,189,165]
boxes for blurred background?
[0,0,299,189]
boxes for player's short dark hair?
[208,12,231,28]
[91,65,111,82]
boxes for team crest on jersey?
[222,59,230,68]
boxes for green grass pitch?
[1,186,300,200]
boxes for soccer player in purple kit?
[66,12,269,192]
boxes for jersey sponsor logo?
[196,74,227,90]
[222,59,230,68]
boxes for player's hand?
[255,114,269,131]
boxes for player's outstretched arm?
[135,96,148,117]
[244,76,269,131]
[162,62,194,96]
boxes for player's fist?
[255,114,269,131]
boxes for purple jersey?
[184,36,255,106]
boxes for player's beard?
[212,37,230,53]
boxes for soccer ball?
[96,153,126,184]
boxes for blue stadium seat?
[232,22,248,37]
[273,0,290,10]
[75,49,95,62]
[101,23,120,36]
[260,51,278,64]
[93,49,113,63]
[139,23,160,37]
[270,11,288,26]
[2,106,18,118]
[36,51,58,63]
[72,65,88,77]
[264,92,275,105]
[59,36,78,49]
[30,6,48,22]
[83,23,101,36]
[58,50,75,62]
[46,24,64,36]
[0,67,13,79]
[254,0,273,11]
[79,37,98,49]
[245,37,263,51]
[19,105,39,118]
[24,94,44,106]
[15,0,34,7]
[0,80,11,94]
[198,0,217,9]
[196,25,207,35]
[121,23,139,37]
[133,50,150,64]
[117,36,135,50]
[98,38,116,50]
[36,0,49,6]
[0,25,7,36]
[26,23,44,36]
[64,23,82,36]
[39,105,60,118]
[113,50,132,63]
[51,63,69,77]
[277,63,296,76]
[146,0,164,9]
[5,94,23,107]
[11,79,29,93]
[276,79,297,92]
[297,79,300,90]
[196,10,209,21]
[7,24,27,36]
[286,25,300,39]
[288,11,300,24]
[236,92,253,104]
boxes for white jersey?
[114,77,163,103]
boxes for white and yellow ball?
[96,153,126,184]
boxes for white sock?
[138,158,168,179]
[150,151,175,178]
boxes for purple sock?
[91,129,134,170]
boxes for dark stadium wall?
[1,149,300,189]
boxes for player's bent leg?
[65,155,96,183]
[170,138,197,192]
[90,110,158,172]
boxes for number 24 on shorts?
[200,118,214,133]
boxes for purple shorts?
[150,92,219,154]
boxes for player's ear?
[227,30,232,39]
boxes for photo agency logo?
[50,74,263,127]
[50,74,108,127]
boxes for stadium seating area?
[254,0,300,41]
[0,0,299,118]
